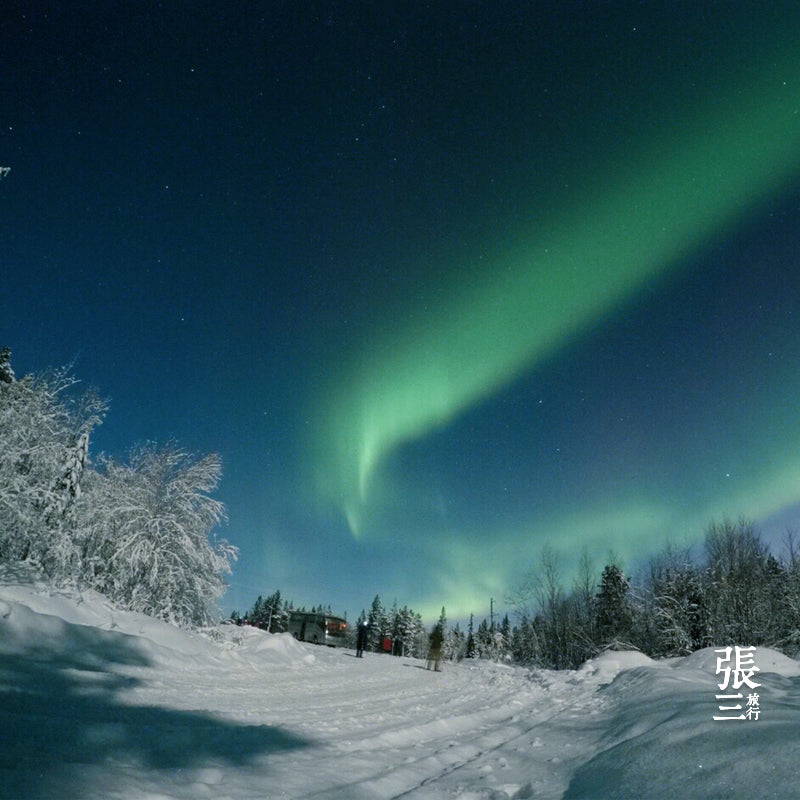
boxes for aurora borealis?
[4,3,800,622]
[317,53,800,538]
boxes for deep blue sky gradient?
[4,2,800,622]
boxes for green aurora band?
[316,60,800,538]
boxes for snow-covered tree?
[475,618,492,657]
[388,604,425,657]
[1,353,237,629]
[246,589,290,633]
[75,443,237,627]
[0,347,14,383]
[640,545,709,656]
[410,610,428,657]
[774,530,800,654]
[367,594,389,651]
[465,613,476,659]
[426,607,446,669]
[703,517,770,645]
[45,432,90,521]
[444,621,466,662]
[509,615,542,664]
[248,594,282,631]
[0,357,106,576]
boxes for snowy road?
[2,569,799,800]
[118,634,612,800]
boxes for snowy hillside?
[1,566,798,800]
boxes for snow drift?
[1,565,798,799]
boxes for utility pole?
[490,597,495,631]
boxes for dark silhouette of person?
[426,623,444,671]
[356,619,369,657]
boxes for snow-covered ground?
[1,565,798,800]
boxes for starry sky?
[4,2,800,623]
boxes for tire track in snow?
[292,657,609,800]
[117,635,615,799]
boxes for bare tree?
[509,545,579,668]
[704,517,772,645]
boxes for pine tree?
[645,547,709,656]
[426,607,446,670]
[367,595,388,652]
[465,613,476,659]
[411,611,427,657]
[0,347,15,383]
[389,604,422,657]
[249,595,265,627]
[476,619,492,658]
[509,615,541,665]
[492,613,511,661]
[596,564,634,646]
[264,590,285,632]
[444,622,466,661]
[245,591,286,632]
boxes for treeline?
[239,518,800,671]
[232,592,436,658]
[230,590,329,634]
[0,349,237,627]
[234,589,512,663]
[504,518,800,669]
[359,595,429,657]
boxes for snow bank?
[0,564,316,671]
[680,644,800,677]
[575,649,658,684]
[0,563,222,665]
[1,566,798,800]
[213,625,318,667]
[563,647,800,800]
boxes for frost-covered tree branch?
[76,443,237,627]
[1,350,236,628]
[0,352,107,571]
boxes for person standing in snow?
[426,622,444,671]
[356,619,369,657]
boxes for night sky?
[4,2,800,623]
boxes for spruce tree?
[0,347,14,383]
[596,564,634,646]
[426,607,446,670]
[367,595,387,651]
[476,619,492,657]
[465,613,476,659]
